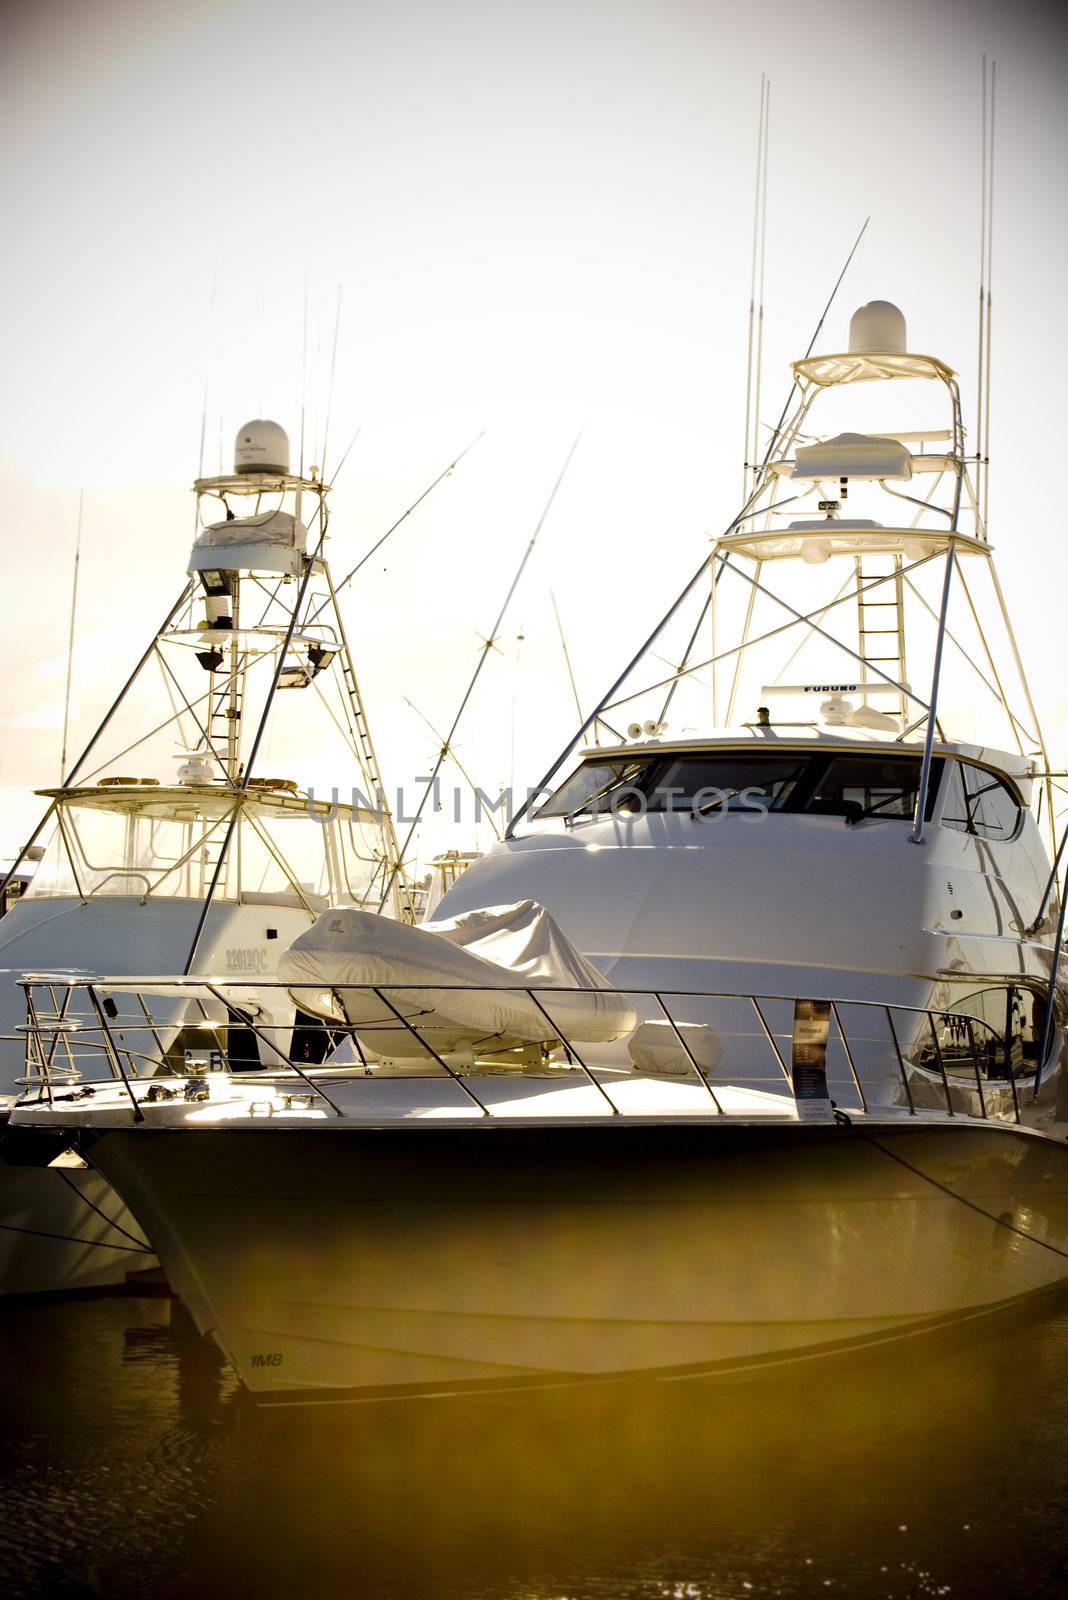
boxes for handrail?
[9,974,1039,1012]
[85,871,153,900]
[14,974,1021,1127]
[202,982,346,1118]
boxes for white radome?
[848,299,907,354]
[234,419,290,475]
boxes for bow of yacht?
[10,970,1068,1405]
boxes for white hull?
[85,1118,1068,1406]
[0,1148,155,1295]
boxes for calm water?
[1,1291,1066,1600]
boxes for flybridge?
[0,419,415,958]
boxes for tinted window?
[941,762,1021,841]
[647,755,808,812]
[805,755,940,820]
[536,750,942,822]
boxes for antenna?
[752,81,770,490]
[404,697,503,844]
[307,430,487,626]
[984,59,996,531]
[196,242,219,479]
[59,492,84,780]
[752,216,868,485]
[550,586,586,729]
[299,255,310,480]
[976,56,987,481]
[321,286,343,476]
[380,429,585,909]
[977,56,996,531]
[509,621,523,804]
[742,77,770,497]
[196,241,220,527]
[327,423,363,490]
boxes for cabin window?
[26,805,239,901]
[535,750,942,821]
[803,755,941,821]
[940,762,1022,841]
[335,814,394,908]
[26,800,347,904]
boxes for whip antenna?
[403,696,503,842]
[751,80,770,490]
[327,423,362,490]
[550,586,586,730]
[196,240,220,518]
[976,56,996,531]
[976,54,988,482]
[742,77,770,497]
[60,491,84,780]
[310,431,486,627]
[322,286,343,477]
[299,256,310,480]
[380,429,584,906]
[984,59,996,530]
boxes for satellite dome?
[234,419,290,476]
[848,301,907,355]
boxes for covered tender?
[278,899,638,1061]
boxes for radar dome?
[234,419,290,476]
[848,301,907,355]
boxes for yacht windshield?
[803,755,939,820]
[534,750,944,821]
[535,759,650,819]
[652,755,807,813]
[25,797,375,906]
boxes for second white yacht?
[0,421,411,1292]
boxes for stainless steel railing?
[14,974,1026,1125]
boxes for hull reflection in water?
[87,1120,1068,1406]
[3,1288,1067,1600]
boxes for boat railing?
[14,974,1025,1125]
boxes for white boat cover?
[188,511,308,578]
[792,432,912,481]
[195,509,308,552]
[278,900,638,1059]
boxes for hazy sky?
[1,0,1066,857]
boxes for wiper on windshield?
[564,772,645,826]
[842,793,913,824]
[689,763,807,820]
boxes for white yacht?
[11,302,1068,1403]
[0,421,411,1293]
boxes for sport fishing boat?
[0,420,412,1293]
[11,299,1068,1402]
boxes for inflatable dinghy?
[278,899,637,1063]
